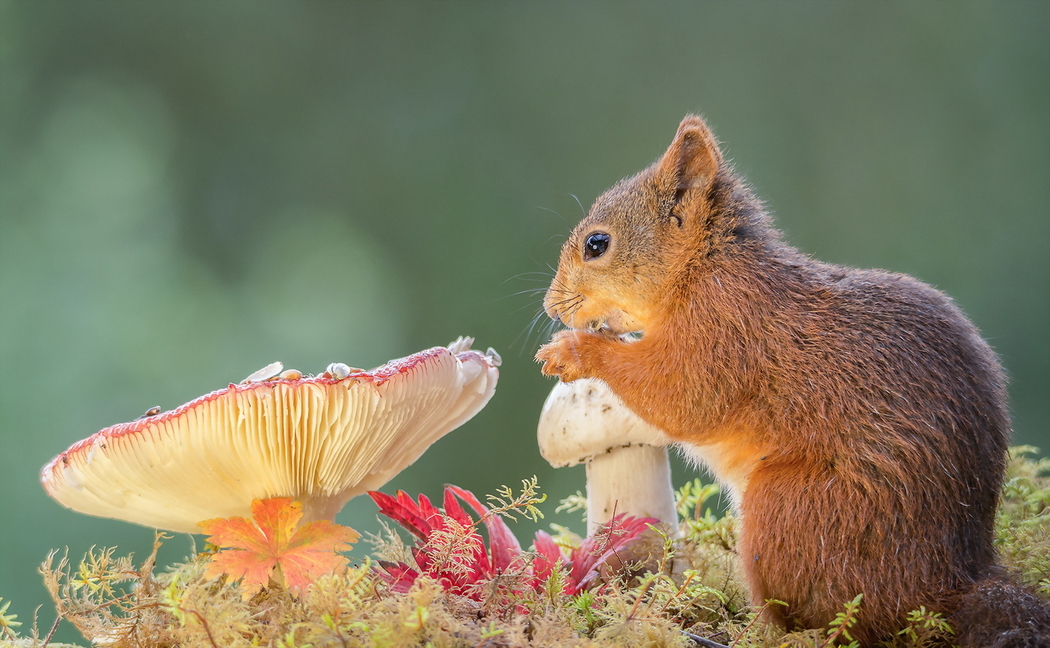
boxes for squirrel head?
[544,114,726,335]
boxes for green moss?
[996,446,1050,588]
[4,447,1047,648]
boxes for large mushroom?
[537,378,678,536]
[41,338,500,533]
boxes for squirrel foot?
[536,329,610,382]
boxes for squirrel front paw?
[536,330,599,382]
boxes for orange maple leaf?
[198,497,359,598]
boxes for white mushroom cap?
[41,339,500,533]
[537,378,672,467]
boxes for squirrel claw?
[536,331,591,381]
[540,360,574,381]
[539,360,563,377]
[535,343,563,377]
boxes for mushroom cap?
[537,378,672,468]
[41,340,500,533]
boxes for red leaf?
[569,514,657,593]
[531,530,563,585]
[368,490,444,540]
[199,497,359,598]
[376,560,420,593]
[369,486,656,604]
[442,487,473,527]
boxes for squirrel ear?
[656,115,723,200]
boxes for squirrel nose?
[542,294,563,323]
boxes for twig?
[78,591,136,615]
[731,600,779,648]
[40,614,61,648]
[683,631,731,648]
[658,571,695,616]
[186,609,219,648]
[625,576,658,620]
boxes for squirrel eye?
[583,232,611,261]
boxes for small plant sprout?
[486,476,547,522]
[41,339,501,532]
[820,593,863,648]
[537,378,678,535]
[898,606,954,644]
[0,597,22,641]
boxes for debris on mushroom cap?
[41,340,499,534]
[537,378,672,468]
[447,336,474,354]
[243,361,284,383]
[326,363,353,380]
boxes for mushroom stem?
[586,444,678,536]
[299,496,345,525]
[537,378,679,537]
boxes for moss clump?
[996,446,1050,592]
[3,447,1047,648]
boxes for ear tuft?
[657,114,723,199]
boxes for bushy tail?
[951,573,1050,648]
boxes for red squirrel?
[536,115,1050,645]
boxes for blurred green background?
[1,2,1047,642]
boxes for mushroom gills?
[41,342,500,533]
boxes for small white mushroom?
[537,378,678,536]
[42,340,499,533]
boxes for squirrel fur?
[536,115,1050,645]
